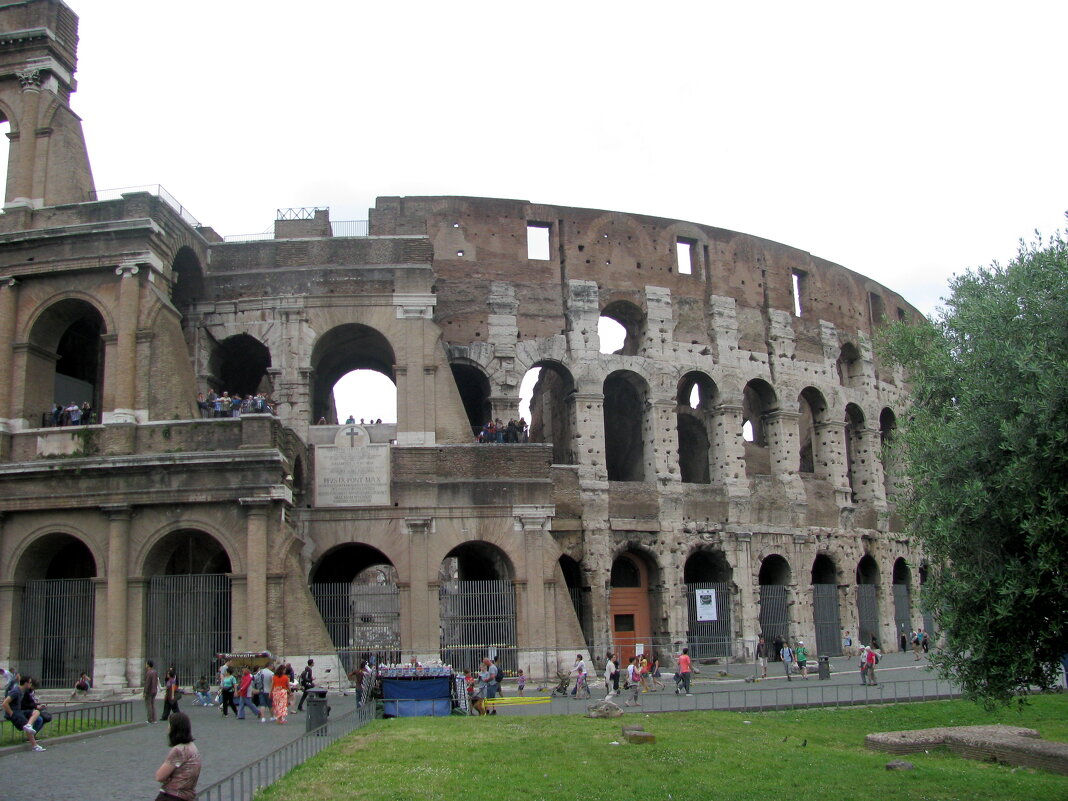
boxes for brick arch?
[6,525,102,583]
[135,519,242,577]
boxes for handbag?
[38,710,52,723]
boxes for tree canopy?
[880,228,1068,705]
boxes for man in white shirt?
[257,664,275,721]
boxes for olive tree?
[879,227,1068,704]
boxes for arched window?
[844,404,866,503]
[856,555,880,648]
[26,299,107,426]
[798,387,828,474]
[604,370,648,481]
[758,555,791,646]
[520,361,576,463]
[451,363,491,436]
[742,379,777,476]
[599,300,644,356]
[310,324,396,425]
[677,373,717,484]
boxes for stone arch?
[609,546,661,665]
[844,403,866,503]
[880,407,898,500]
[310,544,401,658]
[169,246,204,316]
[525,359,576,464]
[742,379,778,476]
[450,360,492,437]
[603,369,649,481]
[600,299,645,356]
[558,554,590,645]
[892,556,912,650]
[758,553,791,647]
[207,333,273,399]
[23,296,111,426]
[797,387,828,474]
[310,323,397,425]
[439,541,517,674]
[837,342,863,387]
[12,531,97,688]
[856,554,881,648]
[683,547,734,658]
[810,553,842,656]
[676,372,717,485]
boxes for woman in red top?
[271,666,290,723]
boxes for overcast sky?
[66,2,1068,422]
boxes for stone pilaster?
[817,420,853,508]
[709,404,750,521]
[403,517,436,661]
[650,399,680,483]
[100,504,131,688]
[514,506,554,656]
[241,498,271,650]
[571,392,607,483]
[0,277,18,435]
[105,262,142,424]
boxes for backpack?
[252,671,264,692]
[300,667,313,689]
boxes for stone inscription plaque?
[314,426,391,507]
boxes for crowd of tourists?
[196,390,277,418]
[476,417,528,443]
[45,401,93,427]
[1,668,50,751]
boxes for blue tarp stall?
[381,677,453,717]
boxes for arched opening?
[677,373,716,484]
[892,557,912,651]
[144,530,232,683]
[604,370,648,481]
[170,247,204,321]
[559,555,591,647]
[810,554,842,656]
[845,404,866,503]
[684,549,733,658]
[310,544,400,667]
[798,387,828,475]
[522,361,576,464]
[207,333,272,401]
[15,534,96,688]
[333,369,397,425]
[451,363,491,436]
[880,407,898,501]
[600,300,644,356]
[310,324,396,425]
[837,342,863,387]
[27,299,106,427]
[439,542,516,674]
[758,555,791,654]
[609,548,659,666]
[856,555,881,648]
[742,379,777,477]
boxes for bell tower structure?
[0,0,93,210]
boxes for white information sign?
[313,426,391,507]
[694,588,718,622]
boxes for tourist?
[464,670,486,715]
[20,676,49,739]
[780,641,794,681]
[650,652,666,691]
[603,654,617,699]
[795,641,809,679]
[297,659,315,711]
[570,654,589,698]
[345,414,355,424]
[65,400,81,425]
[154,712,201,801]
[219,667,238,716]
[756,635,768,678]
[162,667,181,720]
[674,647,693,696]
[71,671,92,700]
[911,629,922,660]
[516,669,526,696]
[3,674,44,751]
[271,664,290,723]
[192,675,211,706]
[256,663,275,722]
[623,657,641,707]
[235,667,262,721]
[145,660,160,723]
[866,646,880,685]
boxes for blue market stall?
[375,665,461,717]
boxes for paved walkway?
[0,699,338,801]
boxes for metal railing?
[88,185,201,228]
[222,220,369,242]
[197,702,374,801]
[0,699,134,746]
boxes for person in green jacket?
[795,641,810,679]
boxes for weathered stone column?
[856,427,888,511]
[571,392,607,483]
[0,277,19,434]
[101,504,131,688]
[710,404,750,521]
[107,262,142,424]
[404,517,436,661]
[733,533,756,651]
[515,506,554,668]
[241,498,270,650]
[816,420,853,507]
[7,69,42,208]
[650,399,680,483]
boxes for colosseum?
[0,0,927,689]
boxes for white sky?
[66,2,1068,423]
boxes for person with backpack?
[235,667,263,721]
[780,642,794,681]
[795,641,809,679]
[296,659,315,712]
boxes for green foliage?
[879,228,1068,704]
[255,699,1068,801]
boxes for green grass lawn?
[256,696,1068,801]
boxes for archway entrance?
[559,555,590,647]
[438,543,516,674]
[522,361,576,464]
[15,534,96,688]
[450,363,491,436]
[310,544,401,669]
[310,324,396,425]
[758,555,791,652]
[856,555,881,648]
[609,550,654,665]
[144,530,232,683]
[26,299,106,426]
[604,371,647,481]
[892,558,912,650]
[811,554,842,656]
[684,549,732,658]
[207,334,272,399]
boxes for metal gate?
[145,574,231,684]
[311,581,401,662]
[812,583,842,656]
[856,584,880,647]
[17,578,95,689]
[685,583,732,658]
[439,579,517,675]
[758,584,789,644]
[892,583,912,647]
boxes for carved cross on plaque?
[345,426,361,447]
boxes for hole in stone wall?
[676,239,694,275]
[527,223,551,260]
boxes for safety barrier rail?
[0,699,134,746]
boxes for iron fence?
[812,583,843,656]
[197,703,374,801]
[0,699,134,746]
[17,578,95,689]
[311,582,401,654]
[857,584,880,646]
[439,580,517,675]
[88,184,201,227]
[145,573,231,684]
[685,583,733,659]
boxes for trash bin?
[305,688,329,734]
[817,655,831,680]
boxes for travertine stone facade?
[0,1,927,689]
